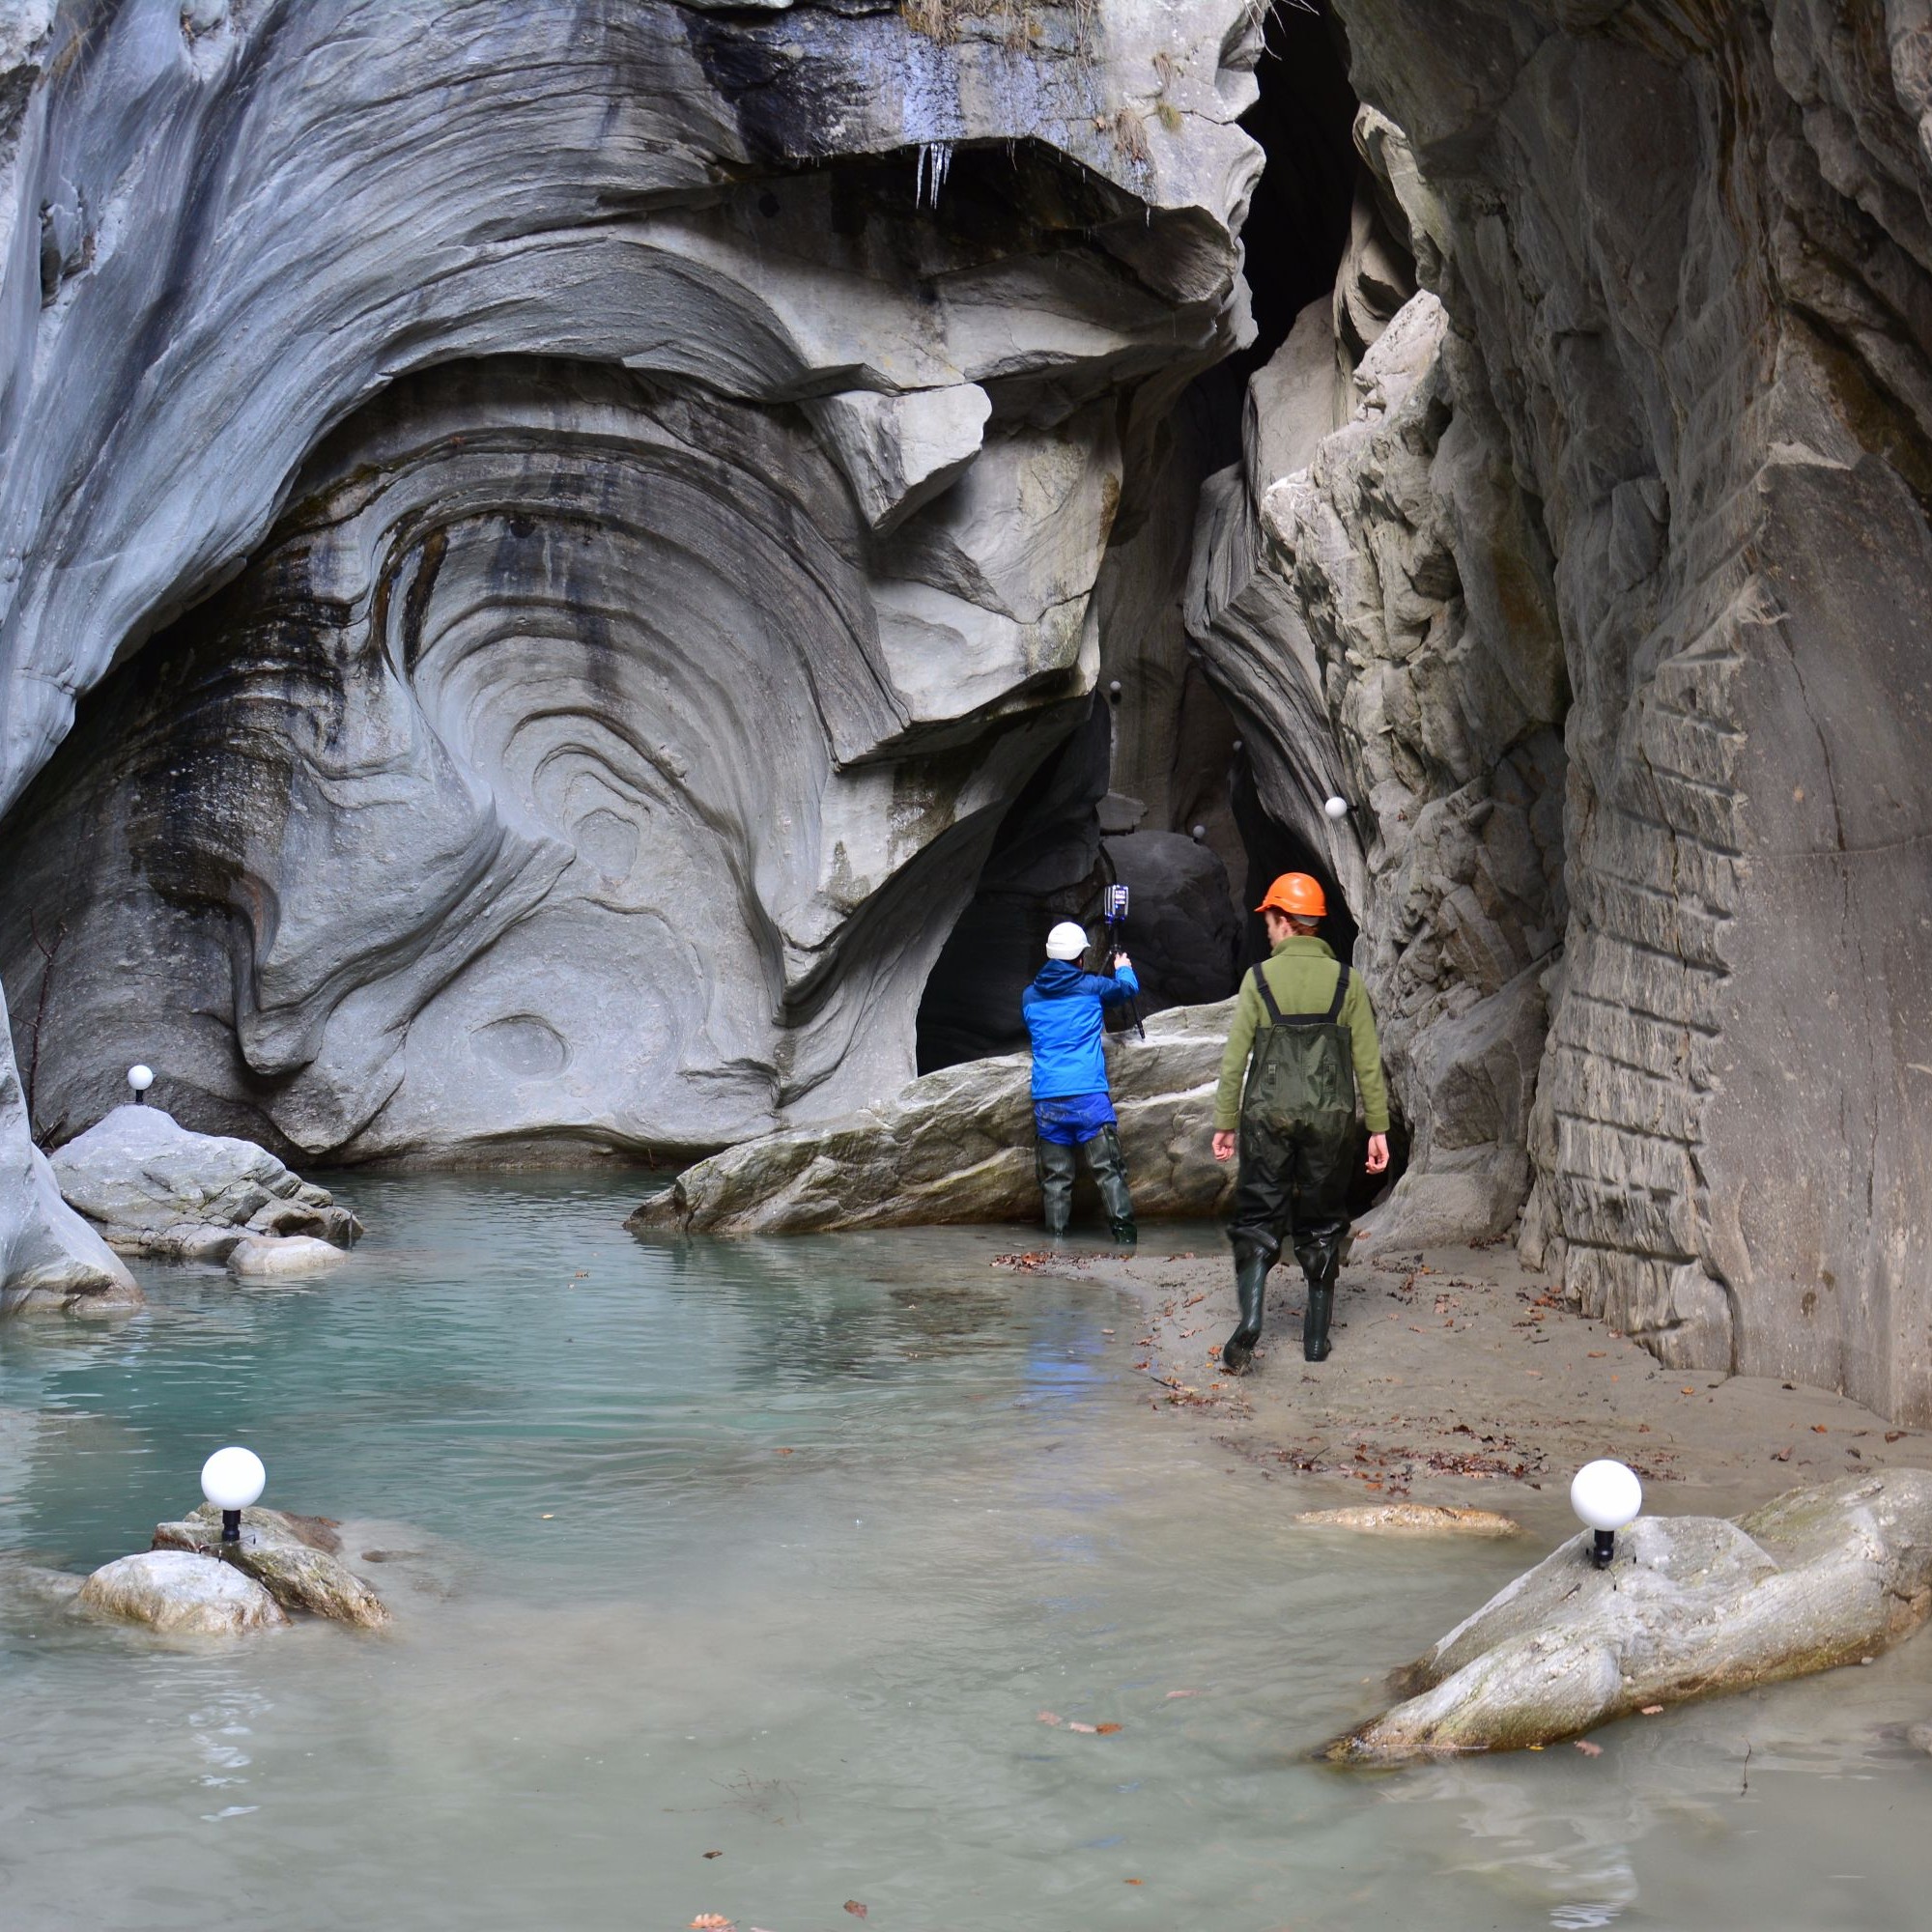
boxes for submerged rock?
[631,1000,1237,1236]
[1326,1471,1932,1763]
[226,1235,349,1279]
[152,1505,390,1629]
[75,1550,289,1635]
[49,1106,360,1262]
[1295,1504,1521,1538]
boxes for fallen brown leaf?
[1812,1424,1829,1434]
[1574,1739,1603,1756]
[1680,1387,1695,1395]
[1095,1721,1123,1735]
[844,1905,869,1920]
[1124,1878,1144,1886]
[1772,1447,1792,1462]
[1640,1704,1664,1716]
[1888,1431,1908,1443]
[691,1918,731,1930]
[1165,1688,1204,1699]
[703,1850,723,1860]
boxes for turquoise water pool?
[2,1174,1929,1930]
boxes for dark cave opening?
[914,0,1371,1089]
[1229,0,1360,380]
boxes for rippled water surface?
[4,1175,1931,1930]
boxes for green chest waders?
[1223,960,1358,1370]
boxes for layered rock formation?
[1191,3,1932,1422]
[50,1104,360,1260]
[0,0,1262,1169]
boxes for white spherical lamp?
[1571,1458,1642,1569]
[127,1064,155,1102]
[1322,794,1350,821]
[201,1445,266,1545]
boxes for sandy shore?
[1005,1234,1930,1519]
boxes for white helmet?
[1045,921,1089,961]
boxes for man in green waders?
[1209,872,1390,1371]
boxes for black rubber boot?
[1087,1126,1136,1244]
[1221,1243,1270,1375]
[1293,1224,1345,1362]
[1037,1140,1077,1236]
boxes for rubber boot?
[1294,1225,1345,1362]
[1087,1126,1136,1245]
[1220,1243,1270,1375]
[1037,1140,1076,1236]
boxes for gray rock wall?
[0,0,1264,1166]
[1188,145,1567,1252]
[1201,1,1932,1419]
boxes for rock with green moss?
[152,1504,390,1630]
[1326,1470,1932,1763]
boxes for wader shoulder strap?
[1251,958,1349,1025]
[1325,961,1350,1023]
[1250,962,1286,1026]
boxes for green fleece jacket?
[1211,935,1390,1134]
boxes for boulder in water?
[75,1550,290,1635]
[49,1106,360,1262]
[152,1504,390,1629]
[226,1235,349,1279]
[0,1024,138,1318]
[1325,1470,1932,1763]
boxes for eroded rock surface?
[1327,1471,1932,1762]
[50,1106,359,1262]
[632,999,1236,1236]
[0,0,1262,1169]
[153,1505,390,1629]
[0,1022,137,1318]
[1188,4,1932,1421]
[75,1549,290,1636]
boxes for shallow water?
[3,1175,1930,1931]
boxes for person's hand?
[1366,1132,1389,1174]
[1212,1130,1236,1163]
[1113,951,1130,970]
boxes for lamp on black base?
[201,1446,267,1551]
[1572,1459,1643,1570]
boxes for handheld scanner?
[1104,884,1129,923]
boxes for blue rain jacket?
[1021,958,1140,1099]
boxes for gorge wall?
[1191,0,1932,1423]
[0,0,1261,1167]
[6,0,1932,1425]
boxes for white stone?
[49,1106,358,1259]
[75,1550,290,1635]
[227,1235,348,1278]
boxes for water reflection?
[0,1176,1930,1929]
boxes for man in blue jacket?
[1022,921,1140,1243]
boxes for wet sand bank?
[1008,1236,1929,1518]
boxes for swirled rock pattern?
[0,0,1262,1168]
